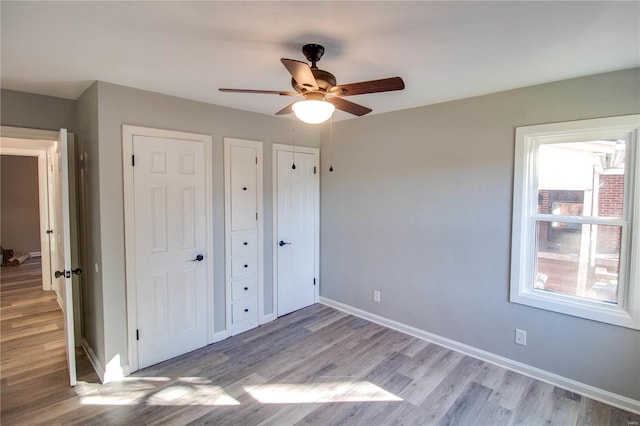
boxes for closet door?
[224,138,263,335]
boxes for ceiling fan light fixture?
[292,99,335,124]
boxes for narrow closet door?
[224,138,263,335]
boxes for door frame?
[0,126,80,385]
[271,143,320,317]
[122,125,214,373]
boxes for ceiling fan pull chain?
[329,116,334,172]
[291,122,297,170]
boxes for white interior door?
[133,135,208,369]
[275,147,319,316]
[57,129,77,386]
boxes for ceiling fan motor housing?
[292,68,336,93]
[302,43,325,65]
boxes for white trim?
[510,115,640,329]
[261,313,275,324]
[212,330,229,343]
[81,338,105,383]
[271,144,320,318]
[104,361,128,384]
[0,126,60,141]
[320,296,640,415]
[122,125,214,373]
[224,138,265,334]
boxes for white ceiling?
[2,1,638,121]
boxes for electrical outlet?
[515,329,527,346]
[373,290,381,303]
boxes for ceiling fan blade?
[327,97,372,116]
[330,77,405,97]
[275,102,296,116]
[281,59,318,91]
[219,88,299,96]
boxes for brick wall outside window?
[597,174,624,253]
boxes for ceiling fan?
[219,43,405,123]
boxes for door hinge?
[256,212,258,220]
[136,329,139,341]
[131,155,135,166]
[313,278,316,286]
[314,166,317,174]
[256,157,258,164]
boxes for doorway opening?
[0,127,81,389]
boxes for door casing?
[122,125,214,373]
[0,126,80,386]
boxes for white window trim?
[510,115,640,330]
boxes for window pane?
[538,139,626,218]
[535,221,621,304]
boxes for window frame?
[510,115,640,329]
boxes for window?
[510,115,640,329]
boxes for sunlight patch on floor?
[79,377,240,406]
[244,381,403,404]
[147,384,241,406]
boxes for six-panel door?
[133,135,208,369]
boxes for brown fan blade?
[281,59,318,91]
[219,88,299,96]
[330,77,405,97]
[327,97,372,116]
[275,102,296,116]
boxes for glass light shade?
[292,100,335,124]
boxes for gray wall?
[75,83,105,365]
[319,68,640,400]
[90,81,320,371]
[1,89,76,132]
[0,155,40,253]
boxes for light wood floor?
[1,259,638,425]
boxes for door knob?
[279,240,291,247]
[190,254,204,262]
[55,268,82,278]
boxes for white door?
[133,135,208,369]
[275,147,319,316]
[56,129,77,386]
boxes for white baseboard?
[260,313,275,325]
[104,359,127,383]
[320,296,640,415]
[81,338,105,383]
[212,330,229,343]
[81,338,127,383]
[211,314,274,344]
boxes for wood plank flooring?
[0,258,99,424]
[1,260,638,424]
